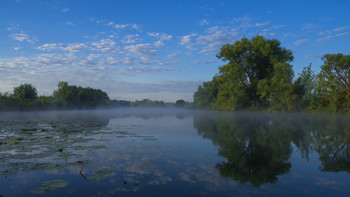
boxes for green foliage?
[13,83,38,101]
[193,77,218,109]
[0,82,111,111]
[194,35,295,111]
[314,54,350,112]
[193,36,349,113]
[53,81,109,108]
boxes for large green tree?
[315,54,350,112]
[194,35,295,110]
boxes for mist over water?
[1,108,350,196]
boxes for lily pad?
[30,179,69,194]
[87,168,115,181]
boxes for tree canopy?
[194,35,350,112]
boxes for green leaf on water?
[87,168,115,181]
[30,179,69,194]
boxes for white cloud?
[193,60,216,64]
[319,30,331,35]
[336,32,349,37]
[302,23,319,30]
[294,39,309,46]
[196,26,239,54]
[65,21,76,26]
[179,26,239,54]
[91,39,118,52]
[200,19,209,26]
[109,23,140,30]
[179,34,198,49]
[62,8,70,13]
[118,66,174,74]
[333,26,349,32]
[167,53,181,58]
[317,35,334,42]
[9,32,38,43]
[148,32,172,47]
[305,54,321,59]
[123,44,157,57]
[121,34,141,44]
[13,47,22,51]
[63,43,88,53]
[36,43,63,51]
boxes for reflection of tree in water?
[194,112,350,186]
[310,115,350,173]
[194,112,298,187]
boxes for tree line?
[0,81,190,111]
[0,82,110,110]
[193,35,350,112]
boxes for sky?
[0,0,349,102]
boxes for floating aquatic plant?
[87,168,115,181]
[30,179,69,194]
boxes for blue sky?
[0,0,349,102]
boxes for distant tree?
[194,77,218,109]
[175,99,186,107]
[13,83,38,101]
[53,81,109,108]
[292,64,316,111]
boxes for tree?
[175,99,186,107]
[53,81,110,108]
[193,77,218,109]
[13,83,38,101]
[214,35,294,110]
[316,54,350,112]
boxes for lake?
[1,108,350,196]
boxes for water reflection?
[1,109,350,196]
[193,112,350,187]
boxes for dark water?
[1,108,350,196]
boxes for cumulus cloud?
[123,44,157,57]
[148,32,172,46]
[13,47,22,51]
[61,8,70,13]
[333,26,349,32]
[65,21,76,26]
[255,22,268,27]
[107,22,140,30]
[179,33,198,49]
[9,32,38,43]
[193,60,217,64]
[302,23,319,30]
[91,39,118,52]
[200,19,209,26]
[63,43,88,53]
[317,35,334,42]
[336,32,349,37]
[197,26,239,54]
[36,43,63,51]
[37,43,88,53]
[118,66,174,74]
[294,39,310,46]
[121,34,141,44]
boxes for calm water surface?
[1,108,350,196]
